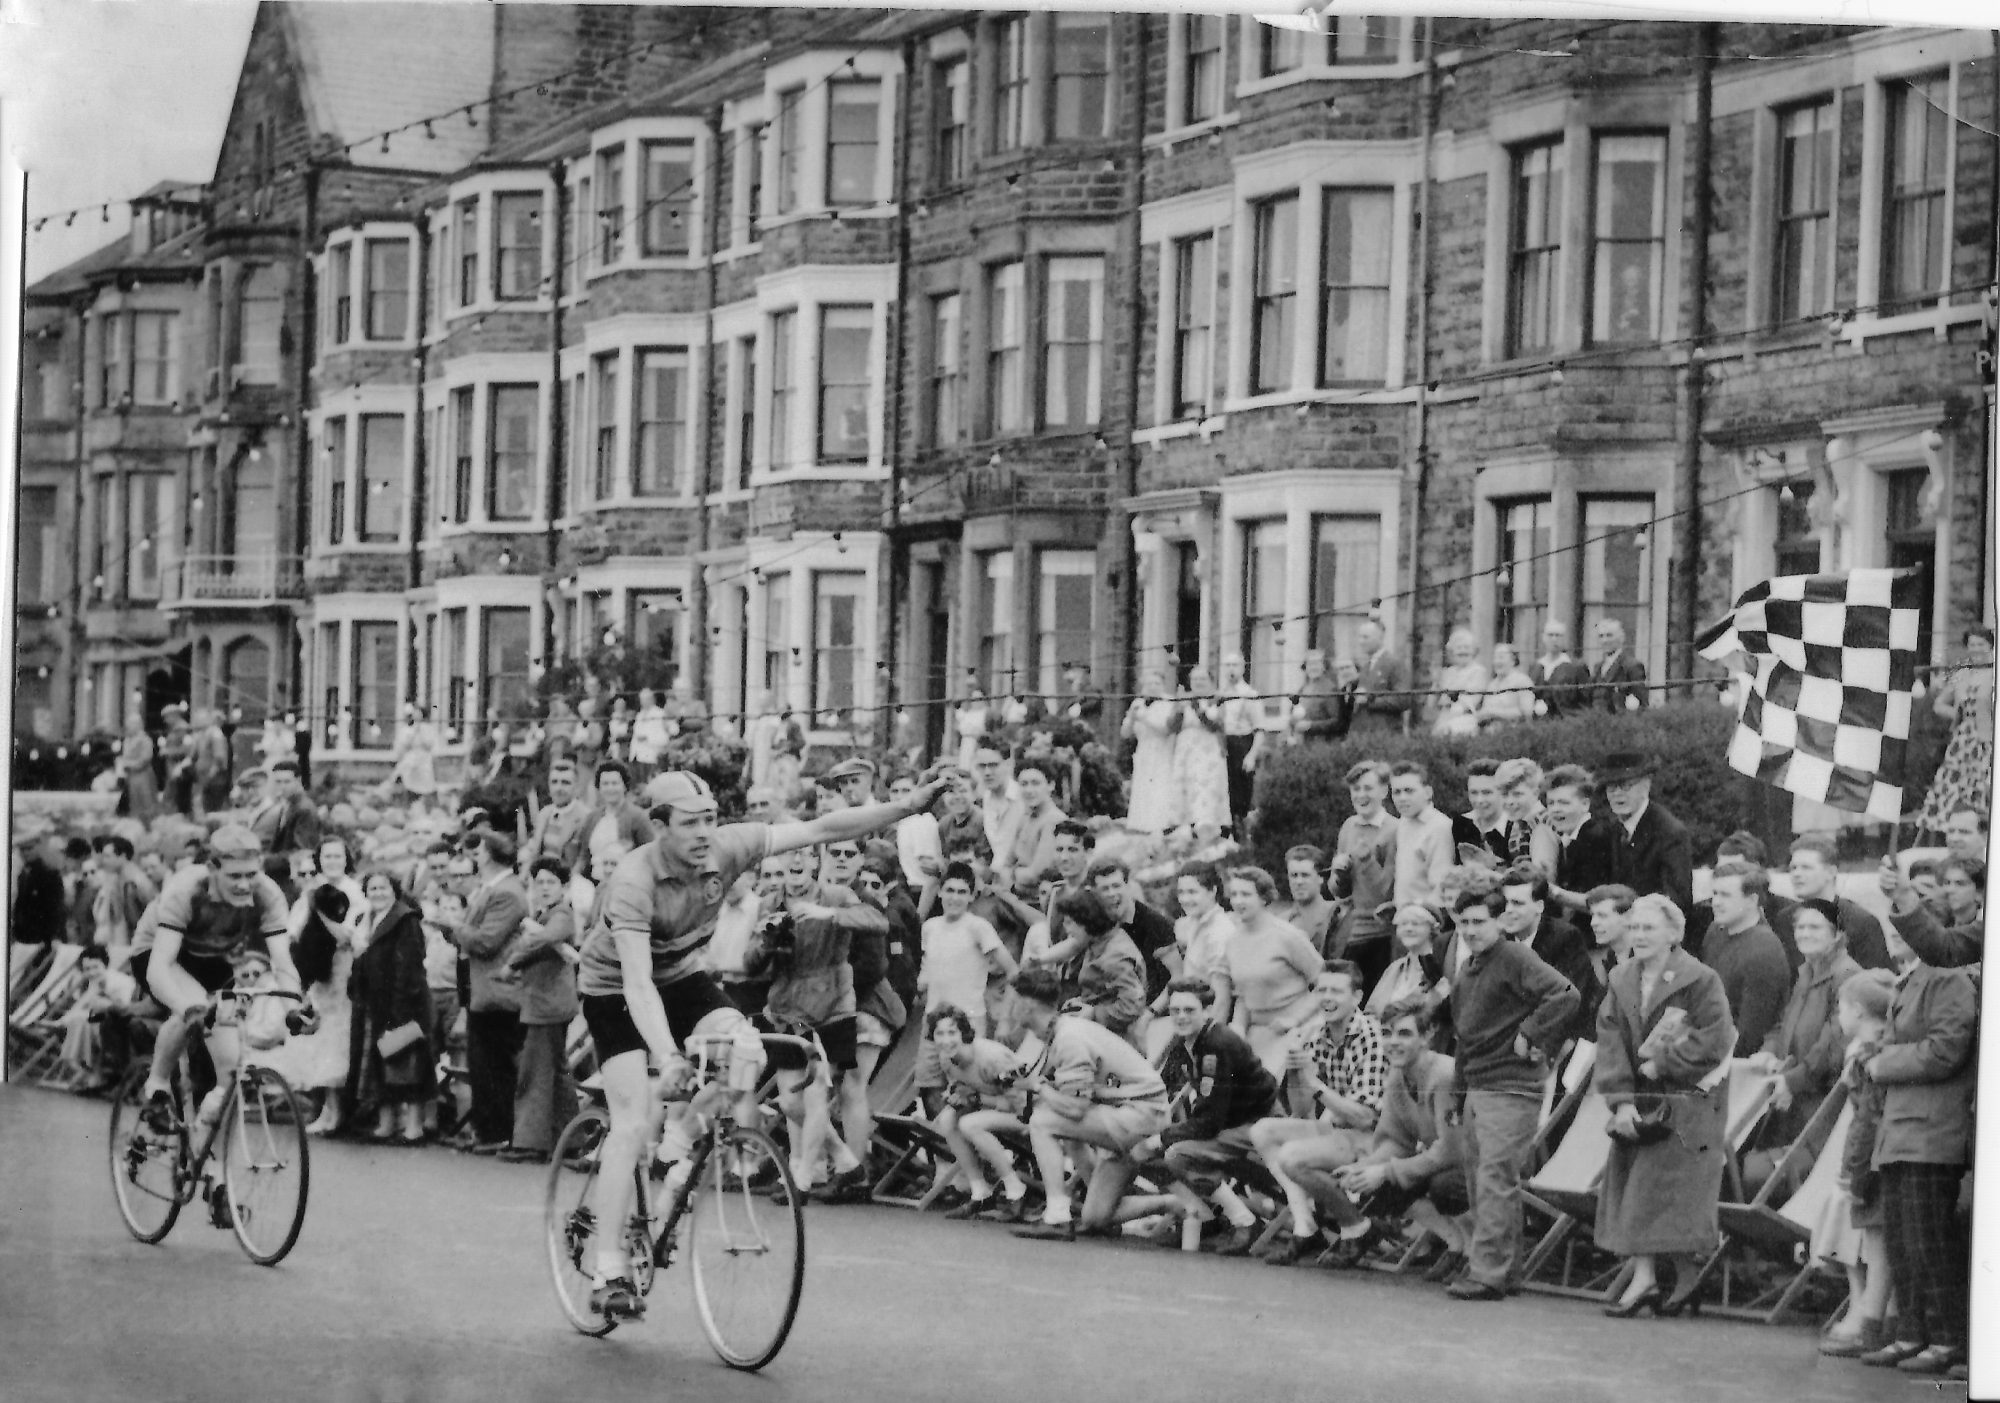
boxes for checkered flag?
[1695,569,1924,820]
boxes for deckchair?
[867,1018,955,1205]
[1518,1092,1617,1288]
[1687,1083,1853,1322]
[6,944,87,1085]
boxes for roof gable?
[276,2,494,171]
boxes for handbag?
[1620,1099,1675,1145]
[377,1020,425,1059]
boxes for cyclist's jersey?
[575,824,773,997]
[140,865,291,963]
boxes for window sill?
[1134,415,1227,445]
[713,241,764,265]
[750,461,888,483]
[585,254,707,283]
[1234,63,1422,101]
[443,300,552,322]
[757,205,896,234]
[1847,301,1989,345]
[1223,385,1408,414]
[576,496,700,510]
[1146,113,1241,150]
[430,520,546,536]
[311,543,405,557]
[323,337,422,352]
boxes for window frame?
[455,201,479,309]
[976,550,1014,696]
[1240,518,1288,694]
[933,57,969,187]
[1182,15,1225,126]
[329,243,353,345]
[1587,132,1668,348]
[1250,193,1299,395]
[1773,99,1837,325]
[1041,255,1104,432]
[325,416,349,546]
[640,139,696,257]
[595,146,627,266]
[1506,139,1566,359]
[362,236,411,342]
[1576,495,1654,662]
[449,388,475,525]
[1033,548,1096,695]
[810,571,868,716]
[129,310,179,406]
[986,260,1026,436]
[1317,187,1394,386]
[592,353,620,501]
[492,191,544,302]
[350,620,399,751]
[928,292,964,449]
[1880,71,1952,311]
[817,305,874,463]
[768,310,797,470]
[1493,496,1554,649]
[632,348,690,497]
[486,383,538,523]
[825,79,883,208]
[992,17,1029,154]
[1048,12,1113,143]
[357,412,406,544]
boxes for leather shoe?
[1859,1340,1929,1368]
[981,1196,1030,1224]
[1264,1233,1319,1267]
[466,1139,507,1157]
[497,1144,549,1164]
[1013,1220,1078,1242]
[944,1195,996,1220]
[1445,1278,1506,1301]
[1896,1345,1965,1376]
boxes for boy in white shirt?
[915,863,1018,1112]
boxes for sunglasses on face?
[857,875,885,889]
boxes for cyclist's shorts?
[582,971,739,1063]
[131,949,237,1002]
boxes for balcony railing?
[164,553,305,607]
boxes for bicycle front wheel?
[688,1125,803,1371]
[546,1106,618,1336]
[108,1070,183,1243]
[222,1066,310,1265]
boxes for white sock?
[829,1141,863,1174]
[1000,1175,1027,1201]
[1042,1195,1074,1225]
[1210,1184,1257,1230]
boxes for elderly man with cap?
[1598,751,1692,917]
[571,766,952,1322]
[824,755,877,812]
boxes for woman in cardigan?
[1741,899,1861,1193]
[1593,893,1736,1318]
[348,868,436,1143]
[1855,920,1978,1375]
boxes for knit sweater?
[1448,939,1578,1101]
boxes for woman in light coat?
[1122,668,1183,832]
[1594,894,1735,1318]
[1173,666,1232,835]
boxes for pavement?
[0,1084,1937,1403]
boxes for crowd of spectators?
[8,675,1988,1382]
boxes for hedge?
[1246,701,1798,873]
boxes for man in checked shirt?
[1245,959,1390,1266]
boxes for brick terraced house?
[21,7,1996,787]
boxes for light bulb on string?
[1778,483,1795,504]
[1495,565,1512,588]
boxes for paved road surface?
[0,1086,1928,1403]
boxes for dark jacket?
[1760,950,1862,1144]
[878,883,923,1012]
[577,800,656,881]
[257,793,322,856]
[1067,928,1147,1036]
[1295,675,1353,741]
[1591,650,1649,712]
[347,900,437,1097]
[1700,919,1792,1055]
[1350,650,1412,730]
[1870,962,1978,1168]
[1450,814,1511,866]
[1609,802,1693,916]
[1766,895,1889,974]
[1525,912,1600,1046]
[1159,1021,1279,1147]
[10,857,65,944]
[1448,939,1578,1102]
[1887,900,1982,969]
[1123,899,1179,1003]
[1553,816,1620,906]
[1532,657,1592,717]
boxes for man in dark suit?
[1349,617,1413,734]
[1589,619,1648,712]
[1599,751,1692,916]
[251,759,322,856]
[1499,864,1599,1046]
[1529,620,1592,718]
[437,828,528,1154]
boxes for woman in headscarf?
[348,867,436,1143]
[1741,898,1861,1196]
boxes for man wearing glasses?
[972,747,1023,865]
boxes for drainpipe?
[1982,30,1998,623]
[695,110,723,706]
[882,38,916,749]
[407,210,430,706]
[1672,25,1715,692]
[544,158,569,683]
[1116,15,1149,725]
[1406,18,1438,676]
[68,295,88,734]
[292,163,320,767]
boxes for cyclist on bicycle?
[574,768,948,1320]
[132,824,301,1132]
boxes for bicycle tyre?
[687,1124,803,1371]
[222,1066,310,1265]
[546,1106,618,1336]
[108,1069,183,1244]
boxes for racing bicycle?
[108,985,314,1265]
[545,1031,818,1369]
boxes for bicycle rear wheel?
[108,1070,183,1243]
[222,1066,310,1265]
[546,1107,618,1336]
[687,1125,803,1371]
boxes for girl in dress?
[1121,668,1182,832]
[260,834,369,1136]
[1915,626,1993,839]
[1813,969,1897,1357]
[1174,666,1232,835]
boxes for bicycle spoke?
[688,1127,804,1371]
[223,1069,310,1265]
[545,1108,618,1336]
[108,1073,183,1244]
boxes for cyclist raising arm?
[134,824,300,1129]
[574,769,951,1320]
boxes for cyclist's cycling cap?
[208,825,264,861]
[646,770,718,818]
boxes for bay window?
[131,311,178,405]
[1319,189,1393,384]
[359,414,405,542]
[1174,234,1214,419]
[1310,515,1380,660]
[593,354,618,498]
[455,201,478,307]
[987,261,1025,434]
[1495,497,1552,647]
[595,146,626,265]
[812,572,866,714]
[1035,550,1095,694]
[641,141,695,256]
[481,607,532,727]
[326,417,348,545]
[826,81,881,206]
[769,311,796,468]
[1251,193,1298,394]
[929,293,963,447]
[450,388,474,524]
[329,243,353,343]
[818,307,873,461]
[1507,141,1564,357]
[1051,13,1112,141]
[1579,497,1653,660]
[1242,520,1287,693]
[364,238,410,340]
[1043,256,1103,431]
[634,349,688,495]
[125,474,167,600]
[1590,134,1666,346]
[352,622,398,750]
[493,193,542,300]
[488,385,536,521]
[629,590,682,676]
